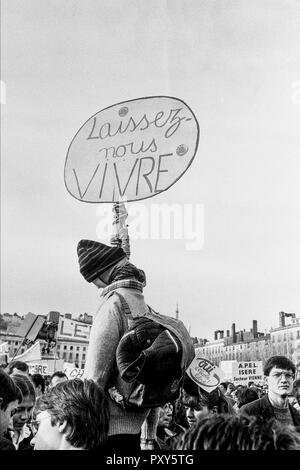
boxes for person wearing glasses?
[239,356,300,428]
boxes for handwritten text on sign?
[64,363,84,379]
[64,96,199,203]
[186,355,224,393]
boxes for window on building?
[83,347,86,351]
[70,346,73,351]
[63,352,67,359]
[75,353,79,360]
[81,363,85,369]
[56,345,60,350]
[77,347,80,351]
[82,354,86,360]
[64,345,67,350]
[69,353,73,361]
[290,332,293,340]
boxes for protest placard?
[65,96,199,203]
[64,362,84,379]
[186,353,225,393]
[28,363,49,376]
[232,361,263,384]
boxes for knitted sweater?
[83,283,158,438]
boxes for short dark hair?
[31,374,45,393]
[6,361,29,375]
[263,356,296,376]
[35,379,109,450]
[237,387,259,408]
[0,369,22,410]
[293,379,300,391]
[182,387,234,414]
[11,374,36,401]
[174,414,300,450]
[219,381,229,389]
[201,388,234,414]
[49,371,68,384]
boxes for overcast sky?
[1,0,300,340]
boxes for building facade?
[0,311,92,369]
[194,312,300,367]
[2,310,300,371]
[55,313,92,368]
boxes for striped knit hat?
[77,239,127,283]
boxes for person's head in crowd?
[233,386,245,405]
[225,382,235,396]
[174,413,300,450]
[6,361,29,377]
[31,374,45,398]
[182,375,233,428]
[219,382,229,394]
[263,356,295,401]
[10,374,36,434]
[31,379,109,450]
[49,371,68,388]
[0,369,22,437]
[293,378,300,405]
[251,385,263,398]
[235,387,259,408]
[287,394,298,408]
[157,402,174,429]
[77,239,146,289]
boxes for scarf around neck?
[101,279,144,297]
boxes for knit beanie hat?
[77,239,127,283]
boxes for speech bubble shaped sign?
[64,96,199,203]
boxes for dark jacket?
[240,394,300,427]
[3,429,34,451]
[0,436,15,450]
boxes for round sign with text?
[64,96,199,203]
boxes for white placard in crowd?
[28,363,49,376]
[186,354,225,393]
[232,361,263,384]
[64,96,199,203]
[64,362,84,379]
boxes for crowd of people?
[1,239,300,451]
[1,354,300,451]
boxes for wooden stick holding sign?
[110,202,130,259]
